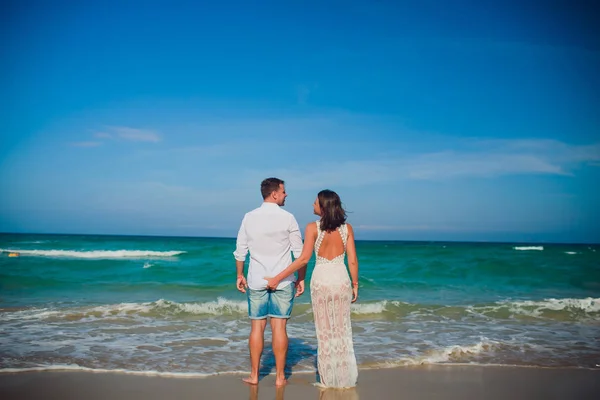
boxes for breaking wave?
[0,249,185,259]
[0,364,224,377]
[366,339,546,368]
[2,297,598,323]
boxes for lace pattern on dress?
[310,221,358,388]
[315,222,348,264]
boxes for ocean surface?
[1,233,599,377]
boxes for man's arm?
[236,260,247,292]
[233,217,249,293]
[236,260,245,277]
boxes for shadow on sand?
[258,337,317,382]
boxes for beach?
[4,0,599,396]
[1,365,598,399]
[1,233,599,399]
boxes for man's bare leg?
[270,318,289,386]
[243,319,267,384]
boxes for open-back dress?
[310,222,358,388]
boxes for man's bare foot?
[275,377,287,387]
[242,376,259,385]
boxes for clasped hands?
[237,275,304,297]
[265,276,280,290]
[265,276,305,297]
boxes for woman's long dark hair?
[318,189,347,232]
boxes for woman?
[266,189,359,388]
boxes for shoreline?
[1,365,598,400]
[1,361,599,377]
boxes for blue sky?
[1,0,599,242]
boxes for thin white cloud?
[241,138,600,189]
[408,139,600,178]
[405,151,569,179]
[82,126,161,147]
[111,127,161,142]
[157,115,596,182]
[70,141,102,148]
[354,224,511,232]
[98,181,252,209]
[357,224,442,231]
[356,224,518,233]
[476,139,600,165]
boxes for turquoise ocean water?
[1,233,599,376]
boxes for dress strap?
[315,221,324,254]
[339,224,348,250]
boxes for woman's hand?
[351,284,358,303]
[265,276,280,290]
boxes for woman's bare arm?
[266,223,317,288]
[346,224,359,302]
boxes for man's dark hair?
[261,177,284,199]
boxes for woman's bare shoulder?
[304,222,318,240]
[305,222,318,232]
[346,223,355,234]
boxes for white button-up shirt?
[233,202,303,290]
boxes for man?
[233,177,305,387]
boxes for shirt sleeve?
[233,216,249,261]
[289,215,303,259]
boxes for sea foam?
[0,249,185,258]
[0,298,249,322]
[0,364,220,377]
[365,339,553,369]
[2,297,598,323]
[350,300,400,314]
[154,298,247,315]
[505,297,600,314]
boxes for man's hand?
[295,280,305,297]
[236,275,248,293]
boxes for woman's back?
[316,223,346,261]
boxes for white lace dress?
[310,222,358,388]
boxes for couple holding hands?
[234,178,359,389]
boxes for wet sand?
[0,365,598,399]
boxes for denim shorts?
[247,283,295,319]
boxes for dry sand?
[0,365,598,400]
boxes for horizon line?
[0,231,598,246]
